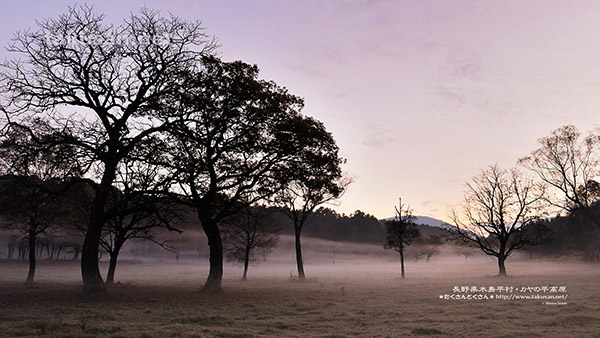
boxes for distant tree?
[519,125,600,260]
[0,124,79,283]
[384,198,421,279]
[423,246,440,262]
[222,205,280,280]
[276,156,351,280]
[412,249,424,262]
[453,239,478,261]
[0,5,217,295]
[449,165,550,276]
[420,235,442,262]
[0,177,68,283]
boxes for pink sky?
[2,1,600,220]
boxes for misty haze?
[1,2,600,338]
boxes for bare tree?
[419,235,442,262]
[519,125,600,260]
[519,125,600,224]
[449,165,549,276]
[453,239,478,261]
[0,5,217,295]
[222,206,280,280]
[411,249,424,262]
[384,198,421,279]
[101,159,181,284]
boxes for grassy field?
[0,256,599,337]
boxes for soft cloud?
[362,123,395,149]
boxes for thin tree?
[274,125,350,280]
[222,205,280,280]
[101,159,181,284]
[384,197,421,279]
[449,165,549,276]
[0,5,217,295]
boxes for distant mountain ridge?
[381,215,450,229]
[413,216,451,229]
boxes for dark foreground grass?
[0,259,599,337]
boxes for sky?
[2,1,600,221]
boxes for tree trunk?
[242,248,250,281]
[200,216,223,292]
[294,226,305,280]
[19,241,25,260]
[26,228,36,284]
[399,246,405,279]
[72,246,80,260]
[81,219,106,295]
[106,243,122,285]
[81,168,116,296]
[36,242,42,260]
[498,256,507,276]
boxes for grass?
[411,327,443,335]
[0,257,599,337]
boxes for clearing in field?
[1,249,599,337]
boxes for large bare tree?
[519,125,600,260]
[449,165,549,276]
[519,125,600,224]
[0,5,217,295]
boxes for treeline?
[535,205,600,260]
[277,208,384,244]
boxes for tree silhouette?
[0,5,217,295]
[415,234,443,262]
[449,165,550,276]
[101,159,181,284]
[384,198,420,279]
[0,123,80,282]
[156,56,336,292]
[520,125,600,260]
[274,120,350,280]
[222,206,280,280]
